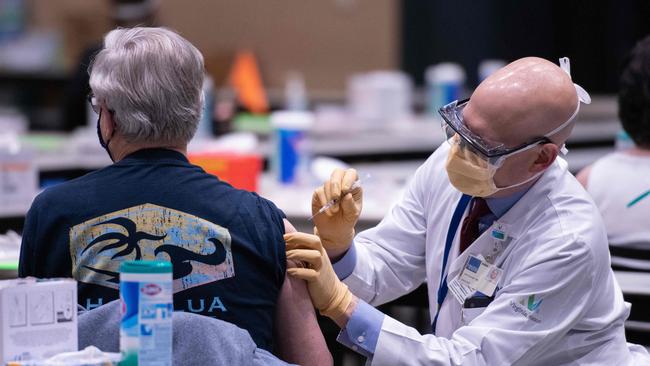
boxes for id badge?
[449,255,503,304]
[458,255,490,288]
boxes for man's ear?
[531,144,558,173]
[101,105,116,136]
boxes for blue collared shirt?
[334,188,529,357]
[479,189,528,233]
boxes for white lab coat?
[345,143,650,365]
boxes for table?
[0,109,620,224]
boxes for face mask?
[96,110,115,162]
[445,142,547,197]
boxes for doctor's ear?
[531,144,559,173]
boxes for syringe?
[309,174,368,221]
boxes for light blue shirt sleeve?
[253,348,296,366]
[336,300,385,358]
[332,242,357,280]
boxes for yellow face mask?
[445,143,500,197]
[445,141,547,197]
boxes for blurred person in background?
[62,0,158,131]
[20,26,331,366]
[577,35,650,272]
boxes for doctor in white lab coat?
[285,57,650,365]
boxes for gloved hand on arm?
[285,232,357,327]
[311,168,363,260]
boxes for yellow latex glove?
[285,232,353,320]
[311,168,363,256]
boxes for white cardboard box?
[0,278,77,363]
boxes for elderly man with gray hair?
[19,27,331,366]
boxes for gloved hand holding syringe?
[310,168,366,257]
[309,173,369,221]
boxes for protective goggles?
[439,57,591,161]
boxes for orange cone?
[228,50,269,114]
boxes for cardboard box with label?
[0,278,77,363]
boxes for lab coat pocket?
[461,294,494,325]
[461,306,487,325]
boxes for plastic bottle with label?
[119,261,173,366]
[270,111,314,185]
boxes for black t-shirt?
[19,149,286,351]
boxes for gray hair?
[89,27,204,145]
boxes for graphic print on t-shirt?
[69,203,235,292]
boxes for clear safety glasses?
[439,98,558,160]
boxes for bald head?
[464,57,578,147]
